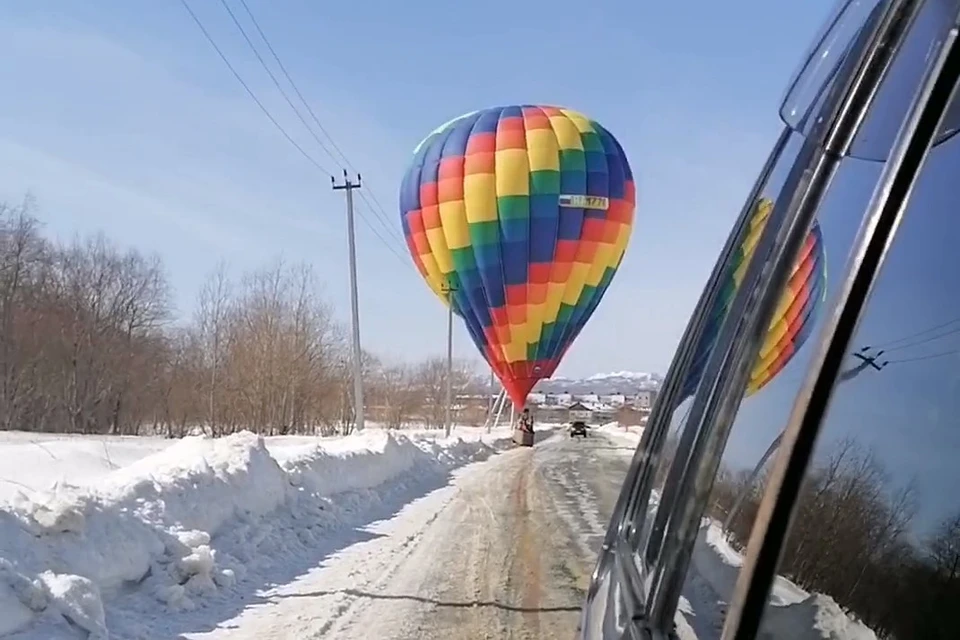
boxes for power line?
[354,200,418,272]
[852,342,960,366]
[866,314,960,350]
[233,0,407,248]
[886,348,960,364]
[237,0,357,172]
[356,190,407,248]
[179,0,414,273]
[215,0,341,173]
[883,324,960,352]
[856,315,960,365]
[178,0,332,176]
[219,0,408,254]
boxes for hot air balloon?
[680,197,827,402]
[399,105,635,409]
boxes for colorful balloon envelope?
[399,105,636,408]
[680,198,827,402]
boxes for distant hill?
[469,370,664,397]
[532,371,663,395]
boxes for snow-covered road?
[187,431,634,640]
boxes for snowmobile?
[579,0,960,637]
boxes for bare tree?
[196,262,232,436]
[410,356,476,428]
[200,259,346,436]
[929,511,960,583]
[708,436,943,637]
[154,328,203,437]
[368,361,419,428]
[0,196,49,431]
[107,250,171,434]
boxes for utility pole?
[488,366,495,417]
[332,170,365,432]
[441,283,457,437]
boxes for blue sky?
[0,0,836,377]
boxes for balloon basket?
[513,428,535,447]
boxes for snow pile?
[0,426,516,506]
[275,431,431,495]
[760,594,879,640]
[0,436,171,506]
[272,428,519,496]
[0,429,512,638]
[692,521,807,608]
[596,422,644,449]
[691,520,878,640]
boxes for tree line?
[711,437,960,639]
[0,197,489,438]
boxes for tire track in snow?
[191,434,632,639]
[510,455,544,635]
[538,439,617,564]
[309,504,447,638]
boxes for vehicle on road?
[570,421,588,438]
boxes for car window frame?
[579,1,942,637]
[723,5,960,639]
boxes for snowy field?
[0,422,878,639]
[0,425,539,639]
[595,421,646,449]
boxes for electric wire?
[179,0,414,272]
[178,0,333,176]
[234,0,407,247]
[215,0,405,250]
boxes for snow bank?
[0,429,512,638]
[0,425,518,506]
[0,436,171,506]
[692,521,808,607]
[691,520,878,640]
[272,428,517,496]
[596,422,644,449]
[761,594,880,640]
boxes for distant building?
[567,401,593,423]
[632,389,658,410]
[600,393,627,407]
[527,390,626,423]
[567,400,617,425]
[589,403,617,423]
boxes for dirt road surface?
[190,429,635,640]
